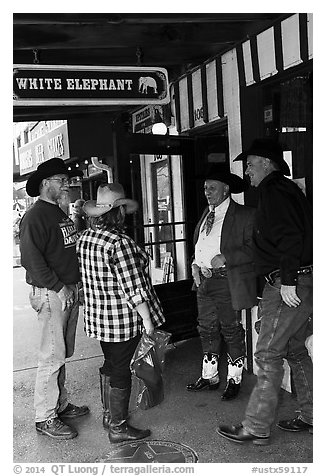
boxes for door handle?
[148,232,153,259]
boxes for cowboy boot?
[221,355,244,401]
[187,352,220,391]
[108,386,151,444]
[99,369,110,430]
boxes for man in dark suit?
[187,164,257,400]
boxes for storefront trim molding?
[171,13,312,133]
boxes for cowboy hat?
[233,138,291,176]
[83,183,138,217]
[198,164,248,193]
[26,157,83,197]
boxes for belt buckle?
[201,267,212,278]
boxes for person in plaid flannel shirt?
[77,183,165,444]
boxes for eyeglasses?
[47,177,71,185]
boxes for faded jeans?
[196,275,245,360]
[242,274,313,437]
[29,285,79,422]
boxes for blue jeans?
[242,274,313,437]
[196,276,245,360]
[29,285,79,422]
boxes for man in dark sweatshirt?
[19,158,89,440]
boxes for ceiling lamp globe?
[152,122,167,135]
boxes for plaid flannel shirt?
[77,228,165,342]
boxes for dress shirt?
[194,197,230,268]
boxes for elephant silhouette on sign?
[139,76,158,94]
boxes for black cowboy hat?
[198,163,248,194]
[233,138,291,176]
[26,157,83,197]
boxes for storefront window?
[263,73,312,202]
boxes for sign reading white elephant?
[13,65,169,106]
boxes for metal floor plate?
[96,440,198,463]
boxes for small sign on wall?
[264,105,273,123]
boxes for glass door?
[140,153,188,285]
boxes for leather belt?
[265,265,313,285]
[200,266,227,279]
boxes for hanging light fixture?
[152,122,168,135]
[152,108,168,135]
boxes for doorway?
[140,153,187,285]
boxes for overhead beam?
[14,23,259,50]
[13,44,229,67]
[13,13,286,25]
[13,105,127,122]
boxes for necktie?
[204,208,215,235]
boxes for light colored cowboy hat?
[83,183,138,217]
[26,157,83,197]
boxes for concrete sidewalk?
[13,267,313,464]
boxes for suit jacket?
[193,199,257,311]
